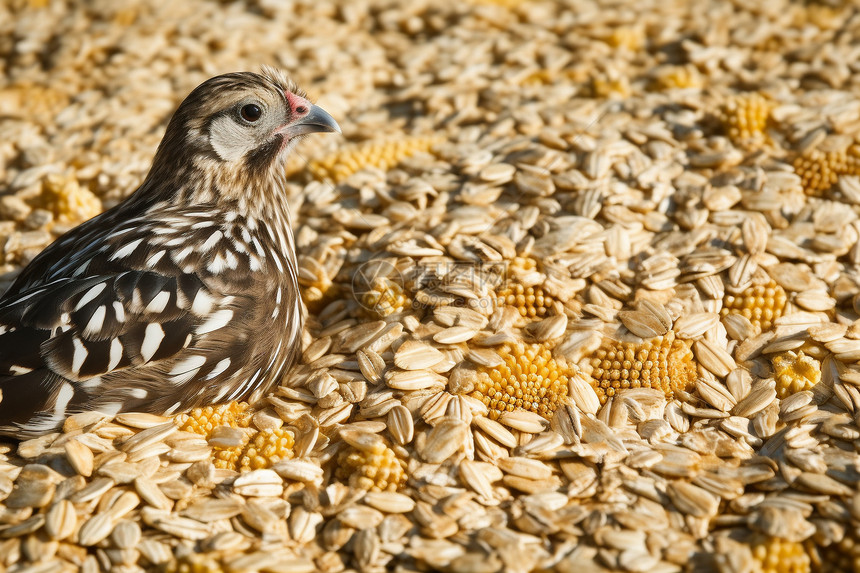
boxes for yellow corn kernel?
[509,257,538,273]
[751,535,810,573]
[176,402,275,472]
[37,173,102,225]
[721,280,788,333]
[495,257,555,320]
[590,73,631,99]
[176,402,252,436]
[335,439,407,492]
[587,331,697,404]
[237,427,296,472]
[0,82,69,119]
[520,68,587,87]
[771,350,821,399]
[472,342,570,420]
[604,26,645,51]
[302,281,341,315]
[307,136,444,183]
[793,145,860,196]
[495,282,554,319]
[651,64,704,91]
[213,444,245,472]
[362,277,410,318]
[718,93,772,147]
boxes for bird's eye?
[240,103,262,123]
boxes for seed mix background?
[2,0,860,572]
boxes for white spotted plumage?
[110,238,144,261]
[82,305,106,337]
[0,67,340,438]
[197,309,233,335]
[169,355,208,384]
[140,324,165,363]
[75,283,107,311]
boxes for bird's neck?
[241,173,298,264]
[135,155,297,259]
[206,164,297,262]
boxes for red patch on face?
[283,91,312,122]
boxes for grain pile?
[2,0,860,572]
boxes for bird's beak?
[279,104,341,139]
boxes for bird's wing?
[0,203,263,386]
[0,203,288,437]
[0,269,228,382]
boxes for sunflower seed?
[666,481,719,517]
[77,513,114,546]
[232,470,284,497]
[44,500,77,541]
[386,369,447,391]
[271,459,324,483]
[473,416,517,448]
[674,313,719,340]
[498,410,549,434]
[693,338,736,378]
[497,457,553,480]
[394,340,444,370]
[732,379,777,418]
[419,417,468,463]
[363,491,416,513]
[388,404,414,446]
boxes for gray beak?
[281,104,341,138]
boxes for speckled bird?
[0,67,340,438]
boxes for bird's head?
[147,67,340,201]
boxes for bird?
[0,67,340,438]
